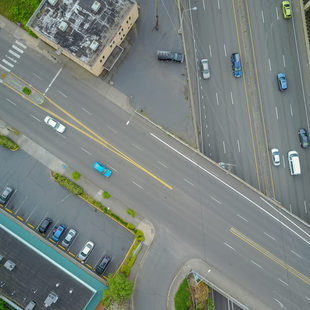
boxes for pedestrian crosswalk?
[0,40,27,73]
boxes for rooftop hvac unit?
[58,21,68,32]
[48,0,58,6]
[91,1,101,12]
[4,260,16,271]
[90,40,99,51]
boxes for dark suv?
[39,218,53,233]
[95,256,111,275]
[231,53,242,78]
[0,186,14,205]
[298,128,309,148]
[157,50,184,63]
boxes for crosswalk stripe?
[12,45,24,53]
[8,49,21,58]
[6,55,17,63]
[0,64,11,72]
[15,40,27,49]
[2,59,14,67]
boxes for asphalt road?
[1,12,310,310]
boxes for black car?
[298,128,309,149]
[95,256,111,275]
[157,50,184,63]
[0,186,14,205]
[39,218,53,233]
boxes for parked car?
[231,53,242,78]
[0,186,14,205]
[95,255,111,275]
[93,162,112,178]
[277,73,287,91]
[44,116,66,133]
[39,218,53,233]
[51,224,66,242]
[201,59,210,79]
[61,228,77,248]
[78,241,95,261]
[157,50,184,63]
[282,1,291,19]
[298,128,309,148]
[25,300,36,310]
[271,148,280,166]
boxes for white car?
[44,116,66,133]
[271,148,280,166]
[77,241,95,261]
[201,59,210,79]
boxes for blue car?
[93,162,112,178]
[51,224,66,242]
[231,53,242,78]
[277,73,287,91]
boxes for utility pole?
[155,0,159,31]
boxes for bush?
[72,171,80,181]
[126,223,135,231]
[103,191,111,199]
[22,87,31,95]
[135,230,145,242]
[174,279,191,310]
[121,264,130,277]
[52,172,83,195]
[0,135,19,150]
[127,208,135,217]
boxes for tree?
[102,273,134,309]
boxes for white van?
[288,151,301,175]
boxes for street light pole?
[178,6,197,34]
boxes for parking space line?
[68,251,75,257]
[27,223,35,229]
[5,208,12,213]
[58,245,65,250]
[50,239,56,243]
[14,196,28,215]
[16,216,24,222]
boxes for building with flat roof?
[0,213,106,310]
[27,0,139,76]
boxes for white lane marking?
[251,260,263,269]
[216,92,219,106]
[107,125,117,133]
[209,44,212,58]
[289,203,292,212]
[306,296,310,301]
[230,91,234,104]
[150,132,310,246]
[264,231,276,240]
[268,58,272,71]
[132,181,144,190]
[2,59,14,67]
[44,67,63,94]
[132,143,143,151]
[8,49,21,58]
[14,196,27,215]
[217,0,220,10]
[184,178,194,186]
[204,115,207,119]
[31,115,41,122]
[275,106,279,120]
[0,64,10,72]
[25,204,39,222]
[12,44,24,53]
[60,193,71,202]
[282,55,286,68]
[224,242,236,251]
[210,196,221,204]
[290,104,293,117]
[57,90,68,98]
[261,10,264,23]
[223,140,226,153]
[5,55,17,63]
[6,98,17,106]
[202,0,205,10]
[157,161,168,168]
[81,107,93,115]
[237,139,240,152]
[110,166,117,172]
[33,72,42,80]
[304,201,307,214]
[15,40,27,49]
[203,105,205,109]
[282,156,286,169]
[275,7,279,20]
[278,278,288,286]
[273,298,284,308]
[290,250,303,259]
[237,214,248,222]
[224,44,227,57]
[81,147,92,156]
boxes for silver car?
[44,116,66,133]
[77,241,95,261]
[271,148,280,166]
[201,59,210,79]
[61,228,77,248]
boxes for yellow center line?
[230,227,310,285]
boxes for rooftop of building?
[27,0,136,66]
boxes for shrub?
[103,191,111,199]
[135,230,145,242]
[0,135,19,150]
[72,171,80,181]
[127,208,135,217]
[22,87,31,95]
[52,172,83,195]
[120,264,130,277]
[174,279,191,310]
[126,223,135,231]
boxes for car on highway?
[0,186,14,205]
[201,59,210,79]
[231,53,242,78]
[78,241,95,261]
[51,224,66,242]
[288,151,301,175]
[44,116,66,133]
[271,148,280,166]
[61,228,77,248]
[298,128,309,148]
[39,218,53,233]
[93,162,112,178]
[95,255,111,275]
[277,73,287,91]
[282,1,291,19]
[157,50,184,63]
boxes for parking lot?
[0,146,134,277]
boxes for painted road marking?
[2,59,14,67]
[16,216,24,222]
[5,208,12,213]
[251,260,263,269]
[44,67,63,94]
[15,40,27,49]
[0,64,10,72]
[132,181,143,189]
[12,45,24,53]
[9,49,21,58]
[6,98,16,106]
[27,223,35,229]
